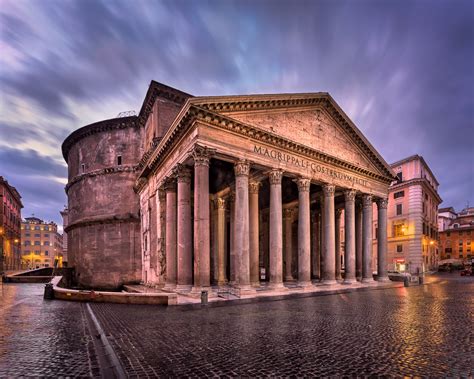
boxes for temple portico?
[133,85,396,296]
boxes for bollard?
[201,290,208,305]
[403,277,409,287]
[44,283,54,300]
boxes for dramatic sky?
[1,0,473,231]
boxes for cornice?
[134,104,394,192]
[62,116,137,162]
[65,212,140,233]
[390,178,442,204]
[65,165,139,194]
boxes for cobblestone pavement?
[90,274,473,377]
[0,283,100,377]
[0,275,473,377]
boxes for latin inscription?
[253,145,369,187]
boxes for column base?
[217,279,228,287]
[251,281,261,288]
[163,283,177,291]
[320,279,338,285]
[342,278,355,285]
[285,276,295,281]
[361,277,375,283]
[376,276,390,282]
[235,285,257,297]
[297,281,314,290]
[175,284,192,292]
[268,282,289,291]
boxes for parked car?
[387,270,411,282]
[460,268,472,276]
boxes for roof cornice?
[390,178,442,203]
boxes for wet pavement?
[1,274,473,377]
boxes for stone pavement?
[1,274,473,377]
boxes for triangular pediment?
[189,93,394,180]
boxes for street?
[1,274,473,377]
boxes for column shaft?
[249,181,261,286]
[164,178,177,290]
[176,165,192,290]
[311,211,320,280]
[377,198,389,281]
[362,194,373,282]
[283,208,294,281]
[322,184,336,283]
[217,198,227,286]
[355,202,363,280]
[335,209,342,280]
[343,190,356,284]
[269,169,285,289]
[296,178,312,288]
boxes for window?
[445,248,452,253]
[34,234,40,238]
[25,233,30,237]
[447,231,451,237]
[23,251,30,255]
[34,226,40,230]
[117,155,122,166]
[396,172,403,182]
[394,191,405,199]
[396,204,403,216]
[45,251,49,256]
[44,233,49,237]
[44,226,49,231]
[81,164,85,173]
[459,247,463,253]
[24,241,31,246]
[44,241,50,246]
[394,224,405,237]
[397,244,403,253]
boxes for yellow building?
[21,217,63,269]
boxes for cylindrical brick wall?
[62,116,142,289]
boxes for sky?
[0,0,473,231]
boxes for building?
[60,206,69,266]
[378,155,442,274]
[0,176,23,273]
[21,217,63,269]
[62,81,396,290]
[438,207,474,262]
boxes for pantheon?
[62,81,395,292]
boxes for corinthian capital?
[294,177,311,192]
[322,184,335,197]
[376,197,389,209]
[216,197,226,210]
[344,189,357,203]
[249,180,261,194]
[234,159,250,177]
[362,194,373,208]
[191,145,215,167]
[162,176,176,192]
[268,169,283,185]
[283,208,294,219]
[175,164,192,183]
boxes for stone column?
[362,194,373,283]
[335,208,342,280]
[249,180,261,287]
[343,189,356,284]
[269,169,286,290]
[163,177,177,290]
[296,177,312,289]
[234,160,253,292]
[377,197,389,282]
[229,192,236,285]
[216,197,227,286]
[176,164,192,291]
[321,184,337,284]
[283,208,294,281]
[355,201,363,281]
[311,209,321,280]
[192,146,213,292]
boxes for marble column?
[163,177,177,290]
[311,209,321,280]
[343,189,356,284]
[229,191,236,284]
[192,146,213,291]
[234,160,252,292]
[296,177,312,288]
[355,201,363,281]
[335,208,342,280]
[362,194,373,283]
[321,184,337,284]
[216,197,227,286]
[283,208,294,281]
[176,164,192,291]
[269,169,286,290]
[249,180,261,287]
[377,197,390,281]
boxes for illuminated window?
[394,224,405,237]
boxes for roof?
[439,206,456,213]
[0,176,23,207]
[390,154,440,186]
